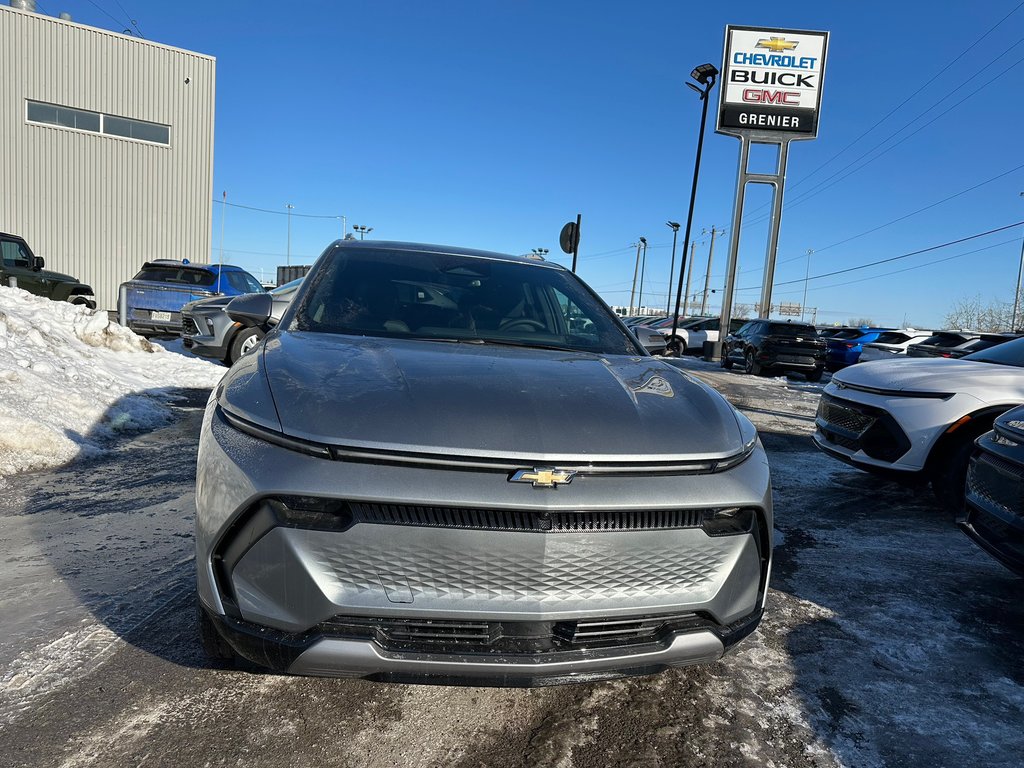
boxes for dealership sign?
[717,25,829,138]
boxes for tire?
[744,350,762,376]
[197,604,236,662]
[805,367,823,382]
[721,346,734,369]
[930,435,978,513]
[228,326,263,365]
[666,336,685,357]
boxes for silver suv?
[195,240,772,685]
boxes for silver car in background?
[195,240,772,686]
[182,278,304,365]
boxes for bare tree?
[733,303,753,319]
[943,292,1020,332]
[847,317,876,327]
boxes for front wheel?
[228,326,264,365]
[197,605,236,663]
[930,436,978,513]
[721,347,734,369]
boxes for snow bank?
[0,287,224,477]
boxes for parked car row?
[811,337,1024,576]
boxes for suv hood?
[40,268,86,285]
[244,331,747,461]
[183,295,231,313]
[834,357,1024,395]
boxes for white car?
[813,337,1024,509]
[652,316,747,355]
[859,329,933,362]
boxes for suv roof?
[331,239,565,270]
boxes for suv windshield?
[828,329,864,340]
[962,336,1024,367]
[290,247,640,355]
[873,332,911,344]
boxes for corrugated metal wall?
[0,6,215,310]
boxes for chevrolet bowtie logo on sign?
[509,468,577,488]
[756,36,798,53]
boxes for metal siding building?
[0,5,215,311]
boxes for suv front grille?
[182,316,201,335]
[968,453,1024,522]
[817,398,875,434]
[349,503,707,532]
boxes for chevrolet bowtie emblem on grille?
[756,36,798,53]
[509,468,577,488]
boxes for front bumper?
[958,433,1024,576]
[196,401,773,683]
[181,311,233,359]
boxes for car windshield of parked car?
[768,323,816,337]
[962,337,1024,367]
[290,247,640,355]
[873,331,911,345]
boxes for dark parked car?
[0,231,95,308]
[906,331,981,358]
[959,405,1024,576]
[824,327,893,370]
[195,240,772,684]
[950,332,1023,359]
[182,278,303,365]
[722,319,826,381]
[120,260,265,336]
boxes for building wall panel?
[0,5,215,310]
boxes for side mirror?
[227,292,274,329]
[31,256,45,272]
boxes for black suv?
[722,319,826,381]
[0,232,96,308]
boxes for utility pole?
[628,241,642,315]
[802,248,813,321]
[682,241,696,317]
[699,226,719,316]
[1013,192,1024,331]
[637,237,648,313]
[216,190,227,294]
[286,203,294,267]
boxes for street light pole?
[802,248,813,322]
[286,203,294,267]
[337,215,347,239]
[669,63,719,355]
[665,222,680,315]
[531,247,549,259]
[682,240,696,318]
[353,225,373,240]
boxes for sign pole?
[758,140,791,318]
[572,213,581,273]
[718,134,751,343]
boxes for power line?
[729,162,1024,279]
[735,221,1024,292]
[782,2,1024,194]
[769,47,1024,218]
[216,198,344,220]
[111,0,144,37]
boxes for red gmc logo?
[742,88,800,105]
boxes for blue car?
[119,260,265,336]
[825,327,893,371]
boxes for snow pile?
[0,286,225,477]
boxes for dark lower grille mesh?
[349,503,706,532]
[968,453,1024,521]
[182,316,201,335]
[817,398,875,434]
[319,612,708,654]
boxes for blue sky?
[57,0,1024,328]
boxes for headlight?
[701,507,756,536]
[715,410,759,471]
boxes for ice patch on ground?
[0,287,224,477]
